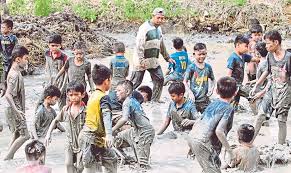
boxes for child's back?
[233,144,259,172]
[110,55,129,88]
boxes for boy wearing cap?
[130,7,175,102]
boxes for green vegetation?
[6,0,197,21]
[222,0,247,6]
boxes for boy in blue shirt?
[184,43,215,113]
[227,34,259,110]
[0,19,18,95]
[164,37,190,85]
[109,42,129,111]
[187,76,237,173]
[157,82,199,135]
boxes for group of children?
[0,16,291,173]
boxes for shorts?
[5,107,28,135]
[271,85,291,122]
[164,72,183,85]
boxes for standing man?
[131,8,174,102]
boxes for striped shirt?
[133,21,169,71]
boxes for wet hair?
[137,85,152,101]
[234,34,249,47]
[92,64,112,85]
[117,80,134,94]
[25,140,46,161]
[168,82,185,95]
[287,49,291,53]
[73,41,86,50]
[250,24,263,33]
[48,34,62,44]
[249,18,260,26]
[238,124,255,143]
[66,81,85,94]
[43,85,61,98]
[264,30,282,45]
[2,19,13,29]
[132,90,144,104]
[173,37,184,50]
[182,46,187,52]
[11,46,29,62]
[113,42,125,53]
[255,41,268,57]
[193,43,206,51]
[216,77,237,99]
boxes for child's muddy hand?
[105,135,113,148]
[45,135,51,147]
[17,110,25,120]
[181,119,194,127]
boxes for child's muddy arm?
[5,76,24,116]
[87,74,95,91]
[227,69,233,77]
[157,117,171,135]
[45,108,64,146]
[101,96,114,147]
[54,66,65,85]
[253,71,269,92]
[216,119,234,160]
[112,116,128,134]
[208,78,216,97]
[30,109,42,140]
[160,39,170,61]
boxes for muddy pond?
[0,32,291,173]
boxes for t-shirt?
[266,51,291,107]
[16,163,52,173]
[33,104,57,138]
[110,55,129,89]
[122,96,152,131]
[0,34,18,66]
[6,70,24,111]
[166,98,199,131]
[184,63,215,102]
[64,57,91,90]
[44,50,67,88]
[267,51,291,87]
[233,145,260,172]
[227,52,252,85]
[60,104,86,153]
[168,51,190,76]
[190,99,234,153]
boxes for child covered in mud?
[108,42,129,111]
[157,82,199,135]
[247,24,263,81]
[226,34,259,110]
[78,64,117,173]
[112,80,155,169]
[4,46,30,160]
[45,81,86,173]
[44,34,68,108]
[223,124,259,172]
[251,30,291,145]
[137,85,152,102]
[0,19,18,95]
[187,76,237,173]
[17,140,51,173]
[54,41,94,105]
[184,43,215,113]
[164,37,190,86]
[30,85,64,140]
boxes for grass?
[222,0,247,6]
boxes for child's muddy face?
[67,91,83,104]
[49,43,61,52]
[169,93,183,103]
[251,32,263,42]
[48,96,59,106]
[18,55,29,69]
[194,49,207,63]
[74,49,84,60]
[265,39,279,52]
[238,43,249,54]
[152,14,165,26]
[116,85,127,101]
[0,24,11,35]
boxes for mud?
[0,32,291,173]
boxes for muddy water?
[0,33,291,173]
